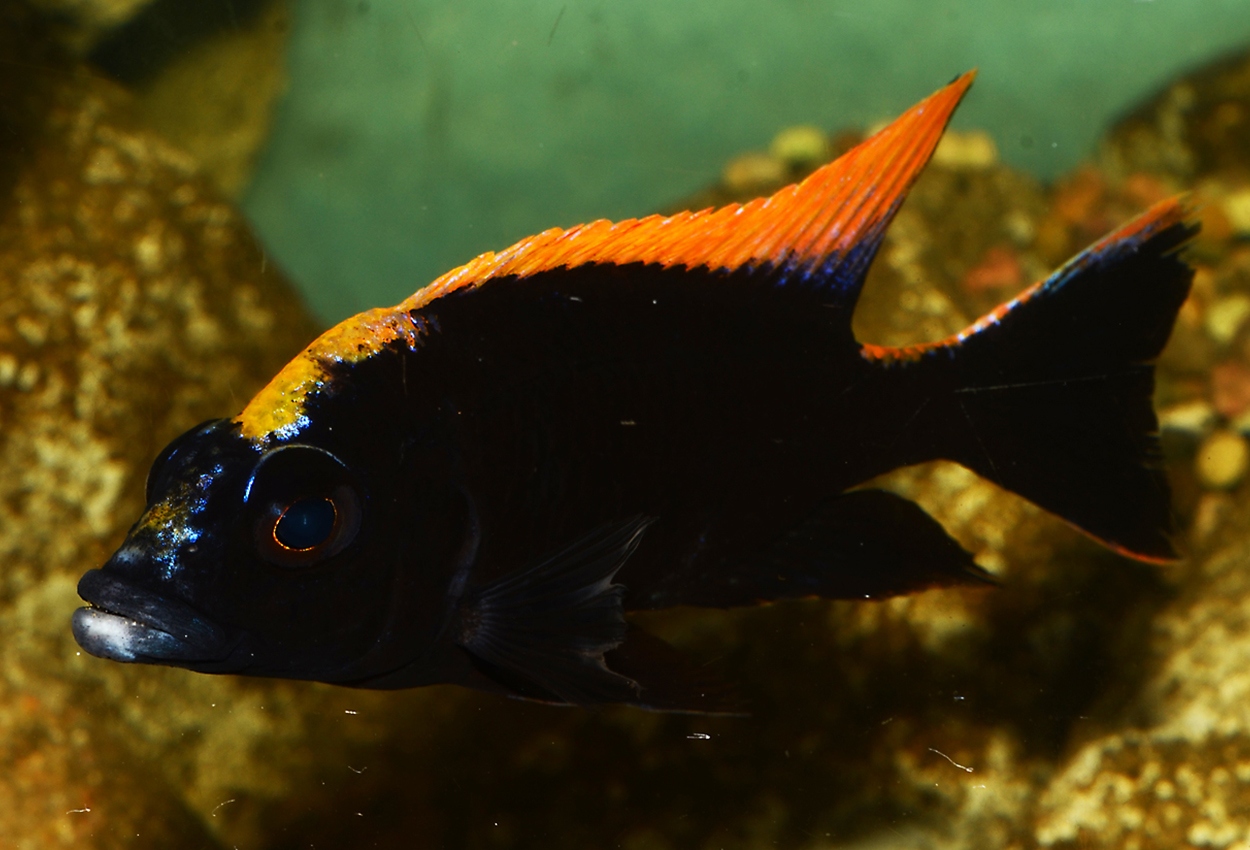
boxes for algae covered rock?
[90,0,293,199]
[1020,54,1250,847]
[22,0,153,52]
[0,4,361,848]
[1100,49,1250,186]
[1031,496,1250,849]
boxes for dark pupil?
[275,498,337,550]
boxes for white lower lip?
[72,607,178,663]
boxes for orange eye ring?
[273,497,338,551]
[256,484,361,568]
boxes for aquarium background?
[6,0,1250,848]
[242,0,1250,320]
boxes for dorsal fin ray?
[234,72,975,445]
[402,70,975,313]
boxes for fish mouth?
[73,570,233,666]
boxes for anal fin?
[728,489,994,605]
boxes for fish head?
[73,415,468,684]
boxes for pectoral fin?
[455,516,652,706]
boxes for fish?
[72,72,1197,712]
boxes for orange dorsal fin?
[401,70,976,313]
[236,73,976,445]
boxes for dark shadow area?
[0,1,63,206]
[254,538,1174,850]
[89,0,274,86]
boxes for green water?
[242,0,1250,322]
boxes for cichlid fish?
[73,72,1196,712]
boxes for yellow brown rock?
[1101,50,1250,184]
[23,0,153,52]
[130,0,292,198]
[932,129,1000,170]
[1034,495,1250,849]
[768,124,831,167]
[1196,429,1250,490]
[720,150,788,194]
[0,4,350,847]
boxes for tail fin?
[866,198,1197,561]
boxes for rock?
[961,245,1025,294]
[720,151,788,194]
[94,0,292,199]
[1100,51,1250,185]
[0,5,368,848]
[1159,399,1218,436]
[1224,188,1250,238]
[24,0,153,52]
[1034,493,1250,849]
[1212,360,1250,419]
[769,124,831,168]
[931,130,999,170]
[849,149,1047,347]
[1196,429,1249,490]
[1204,294,1250,346]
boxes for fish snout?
[73,569,232,666]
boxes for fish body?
[73,73,1196,711]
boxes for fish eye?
[247,445,364,568]
[274,497,337,551]
[258,485,361,566]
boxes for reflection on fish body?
[72,73,1197,712]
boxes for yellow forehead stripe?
[235,308,427,443]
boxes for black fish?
[73,73,1196,712]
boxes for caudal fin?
[868,198,1197,561]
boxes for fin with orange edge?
[240,72,979,444]
[867,198,1198,562]
[403,70,978,313]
